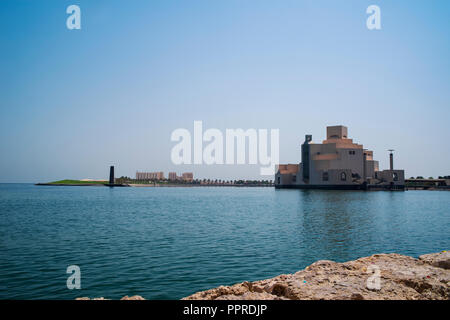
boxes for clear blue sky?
[1,0,449,182]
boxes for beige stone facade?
[181,172,194,182]
[136,171,165,180]
[275,126,405,190]
[168,172,178,180]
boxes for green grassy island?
[36,180,108,186]
[36,178,275,187]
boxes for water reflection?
[294,190,394,264]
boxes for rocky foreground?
[77,251,449,300]
[183,251,449,300]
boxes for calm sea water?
[0,184,449,299]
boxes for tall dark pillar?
[389,150,394,170]
[109,166,115,185]
[363,150,367,182]
[301,135,312,183]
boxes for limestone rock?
[76,252,449,300]
[183,252,450,300]
[120,295,145,300]
[419,251,450,270]
[76,295,144,300]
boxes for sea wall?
[183,251,449,300]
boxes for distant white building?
[275,125,405,190]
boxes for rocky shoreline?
[183,251,449,300]
[78,251,449,300]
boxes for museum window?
[340,172,347,181]
[277,177,281,184]
[323,172,329,181]
[292,175,296,182]
[393,172,398,181]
